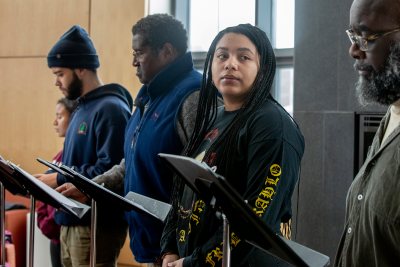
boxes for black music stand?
[0,156,90,267]
[158,153,330,267]
[37,158,172,267]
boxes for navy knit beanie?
[47,25,100,69]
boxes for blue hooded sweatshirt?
[55,83,133,226]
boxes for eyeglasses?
[346,27,400,51]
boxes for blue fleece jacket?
[55,83,133,226]
[124,52,201,263]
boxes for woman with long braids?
[160,24,304,267]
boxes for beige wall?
[0,1,146,265]
[0,0,144,173]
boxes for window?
[275,68,294,114]
[189,0,255,51]
[273,0,295,49]
[173,0,295,113]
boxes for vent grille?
[356,113,385,175]
[361,115,382,128]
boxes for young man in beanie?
[60,15,201,266]
[36,25,133,267]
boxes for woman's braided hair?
[171,24,276,202]
[186,24,276,169]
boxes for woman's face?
[53,103,71,137]
[211,33,260,110]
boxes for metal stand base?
[89,199,97,267]
[222,213,231,267]
[28,196,36,267]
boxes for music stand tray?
[0,155,91,267]
[37,158,171,222]
[158,153,330,267]
[0,157,90,218]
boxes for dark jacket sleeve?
[160,198,180,256]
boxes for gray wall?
[292,0,385,262]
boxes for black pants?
[50,242,62,267]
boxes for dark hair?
[186,23,276,175]
[57,97,77,114]
[132,14,188,55]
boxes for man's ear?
[73,68,86,79]
[160,42,178,62]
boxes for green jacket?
[335,108,400,267]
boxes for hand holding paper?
[56,182,90,204]
[35,172,58,188]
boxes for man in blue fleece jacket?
[36,25,133,267]
[122,14,201,266]
[60,14,201,267]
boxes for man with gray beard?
[334,0,400,266]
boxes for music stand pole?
[89,198,97,267]
[27,196,36,267]
[221,213,231,267]
[0,183,5,267]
